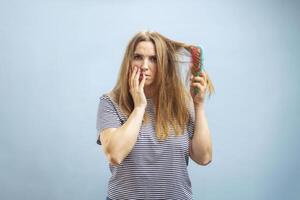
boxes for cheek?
[131,60,142,68]
[151,66,157,76]
[131,62,141,70]
[130,63,139,71]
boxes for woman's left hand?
[190,71,207,105]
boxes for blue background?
[1,0,299,199]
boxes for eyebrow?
[133,52,156,57]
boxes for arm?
[99,106,145,166]
[189,102,212,165]
[99,66,147,165]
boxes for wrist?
[134,106,146,113]
[194,102,205,110]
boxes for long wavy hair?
[110,31,215,141]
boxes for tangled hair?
[110,31,215,141]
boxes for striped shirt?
[96,94,195,200]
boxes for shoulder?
[98,91,127,123]
[99,91,117,102]
[98,91,122,115]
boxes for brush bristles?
[190,46,203,95]
[191,46,202,76]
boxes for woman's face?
[131,41,157,87]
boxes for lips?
[139,74,149,80]
[139,74,149,77]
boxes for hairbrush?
[190,46,204,95]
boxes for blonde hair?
[111,31,215,141]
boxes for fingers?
[190,71,206,80]
[129,66,139,89]
[191,82,203,88]
[190,76,202,87]
[139,73,146,90]
[129,66,136,89]
[129,66,145,91]
[134,67,140,88]
[128,68,132,88]
[190,75,206,86]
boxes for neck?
[144,86,155,99]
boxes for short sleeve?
[187,103,195,139]
[96,95,123,145]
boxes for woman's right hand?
[129,66,147,109]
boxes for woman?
[96,31,214,200]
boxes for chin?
[144,80,153,86]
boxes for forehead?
[134,41,156,56]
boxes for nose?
[140,59,149,72]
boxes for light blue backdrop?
[1,0,299,199]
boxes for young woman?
[96,31,214,200]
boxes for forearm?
[191,103,212,165]
[102,107,145,165]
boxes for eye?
[133,54,143,60]
[150,56,157,63]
